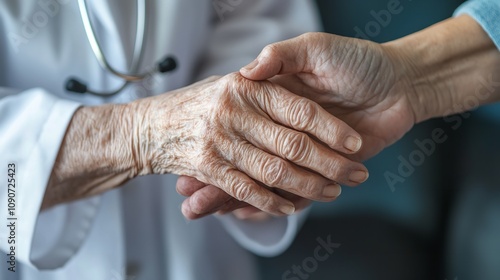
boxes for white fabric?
[0,1,319,279]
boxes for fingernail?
[349,170,369,183]
[241,59,258,72]
[344,136,362,152]
[323,184,342,197]
[279,204,295,215]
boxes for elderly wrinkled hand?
[177,33,414,219]
[46,72,368,216]
[139,73,367,215]
[138,72,370,216]
[180,15,500,219]
[176,175,313,220]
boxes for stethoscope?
[65,0,177,96]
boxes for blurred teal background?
[256,1,500,279]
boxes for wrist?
[127,85,211,178]
[126,98,154,176]
[384,15,500,123]
[44,104,137,208]
[59,104,137,176]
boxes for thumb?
[240,33,315,80]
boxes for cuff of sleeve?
[13,89,84,269]
[454,0,500,50]
[216,208,309,257]
[29,197,100,269]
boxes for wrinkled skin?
[178,33,416,219]
[139,71,369,216]
[46,72,369,213]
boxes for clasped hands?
[176,32,416,220]
[44,17,498,214]
[45,32,409,212]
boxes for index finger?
[256,83,363,154]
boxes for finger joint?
[262,158,289,187]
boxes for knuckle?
[199,151,233,181]
[216,73,240,96]
[326,123,341,140]
[261,195,279,213]
[199,152,219,176]
[216,73,254,104]
[300,32,313,40]
[230,180,255,202]
[328,158,349,181]
[301,32,320,41]
[220,72,239,83]
[262,158,289,187]
[198,161,211,176]
[262,44,280,59]
[220,72,248,91]
[289,98,317,130]
[282,132,310,162]
[302,180,323,198]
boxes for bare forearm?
[42,82,214,210]
[386,15,500,123]
[43,104,137,209]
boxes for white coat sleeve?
[0,88,99,270]
[217,209,310,257]
[200,0,321,257]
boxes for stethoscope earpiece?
[66,78,88,94]
[157,56,177,73]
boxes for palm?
[270,38,414,161]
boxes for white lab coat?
[0,1,319,279]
